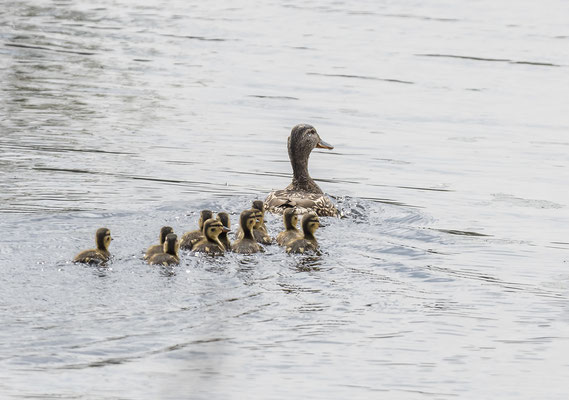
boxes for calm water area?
[1,1,568,399]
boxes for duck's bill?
[222,227,231,233]
[316,139,334,150]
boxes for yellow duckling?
[236,208,272,245]
[192,218,229,255]
[232,209,263,254]
[216,212,231,251]
[276,208,302,246]
[286,212,320,254]
[73,228,112,264]
[148,233,179,265]
[144,226,174,260]
[265,124,338,217]
[251,200,268,232]
[180,209,213,250]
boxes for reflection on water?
[1,0,569,399]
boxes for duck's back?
[276,229,303,246]
[285,238,318,254]
[265,190,337,217]
[253,229,272,245]
[144,244,162,260]
[232,238,263,254]
[193,240,225,255]
[74,249,109,264]
[148,253,179,266]
[179,230,202,250]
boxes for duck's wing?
[265,190,338,217]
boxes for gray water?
[1,1,569,399]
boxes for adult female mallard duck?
[265,124,338,217]
[232,209,263,254]
[73,227,112,264]
[180,209,213,250]
[193,218,229,256]
[286,212,320,254]
[148,233,180,265]
[216,212,231,251]
[144,226,174,260]
[276,208,303,246]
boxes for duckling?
[265,124,338,217]
[286,212,320,254]
[192,218,229,255]
[232,209,263,254]
[180,209,213,250]
[235,209,272,245]
[252,209,272,244]
[216,212,231,251]
[276,208,303,246]
[73,228,112,264]
[144,226,174,260]
[148,233,180,265]
[251,200,268,233]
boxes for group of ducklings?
[73,200,321,266]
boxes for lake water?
[1,0,568,399]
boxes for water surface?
[1,1,568,399]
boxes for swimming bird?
[180,209,213,250]
[286,212,320,254]
[252,209,272,244]
[236,208,272,245]
[148,233,180,265]
[73,228,112,264]
[144,226,174,260]
[232,209,263,254]
[276,208,303,246]
[192,218,229,256]
[265,124,338,217]
[216,212,231,251]
[251,200,268,232]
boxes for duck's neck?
[289,151,323,193]
[242,226,254,240]
[96,239,107,252]
[303,231,316,242]
[207,235,222,248]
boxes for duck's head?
[239,209,258,234]
[252,200,265,214]
[96,228,112,251]
[198,210,214,230]
[203,218,229,241]
[159,226,174,244]
[163,233,179,255]
[216,212,231,230]
[283,208,299,230]
[301,212,320,236]
[288,124,333,162]
[252,210,264,229]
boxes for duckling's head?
[252,210,264,229]
[159,226,174,244]
[216,212,231,230]
[96,228,112,251]
[203,218,229,241]
[163,233,179,255]
[252,200,264,214]
[301,212,320,236]
[283,208,299,230]
[239,209,258,234]
[198,210,214,229]
[288,124,333,163]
